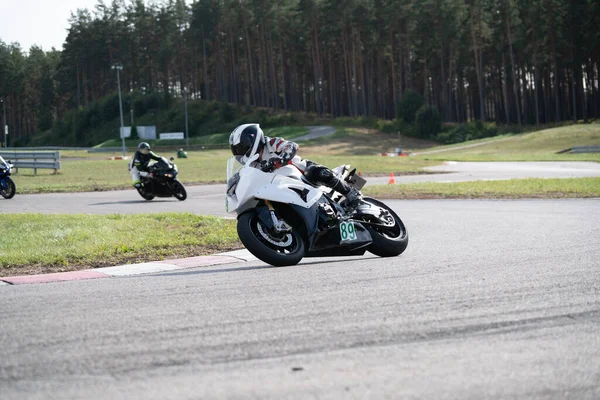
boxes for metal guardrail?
[3,146,88,151]
[570,146,600,154]
[87,144,229,153]
[87,147,128,153]
[557,145,600,154]
[0,151,61,175]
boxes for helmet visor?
[230,143,251,157]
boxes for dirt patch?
[0,243,244,277]
[303,129,438,156]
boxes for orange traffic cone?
[358,171,362,177]
[388,172,396,184]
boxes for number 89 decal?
[340,221,357,241]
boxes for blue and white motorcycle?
[0,156,15,199]
[226,154,409,266]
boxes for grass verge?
[95,126,310,148]
[417,124,600,162]
[363,177,600,199]
[0,213,241,276]
[12,149,437,194]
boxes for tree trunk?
[390,31,398,118]
[202,27,210,101]
[469,3,485,121]
[533,54,540,125]
[505,2,521,126]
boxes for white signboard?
[160,132,185,140]
[120,126,157,140]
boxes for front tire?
[0,177,16,199]
[237,211,305,266]
[362,197,408,257]
[171,180,187,201]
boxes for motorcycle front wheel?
[0,177,16,199]
[237,211,305,267]
[362,197,409,257]
[171,180,187,201]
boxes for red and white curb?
[0,249,257,286]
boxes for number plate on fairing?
[339,221,357,241]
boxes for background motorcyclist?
[228,123,361,208]
[129,142,162,188]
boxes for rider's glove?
[261,157,284,172]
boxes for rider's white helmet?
[229,123,266,164]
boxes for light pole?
[183,88,189,147]
[1,97,7,148]
[112,63,126,156]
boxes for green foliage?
[364,178,600,199]
[415,105,443,139]
[436,121,499,144]
[398,90,425,124]
[0,213,239,273]
[131,124,139,140]
[219,102,237,123]
[2,0,600,147]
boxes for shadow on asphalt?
[89,200,175,206]
[153,256,381,277]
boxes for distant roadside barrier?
[556,146,600,154]
[87,144,228,153]
[0,150,61,175]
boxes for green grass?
[95,126,310,148]
[418,124,600,162]
[12,148,436,194]
[363,177,600,199]
[0,213,241,276]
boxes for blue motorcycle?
[0,157,16,199]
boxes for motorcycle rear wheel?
[0,177,16,199]
[237,211,305,267]
[137,186,155,201]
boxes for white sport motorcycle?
[226,154,409,266]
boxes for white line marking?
[93,263,184,277]
[217,249,258,262]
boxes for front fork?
[263,200,292,233]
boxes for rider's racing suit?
[258,136,361,206]
[129,150,162,186]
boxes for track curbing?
[0,250,255,286]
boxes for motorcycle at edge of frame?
[136,157,187,201]
[0,158,16,199]
[225,154,409,266]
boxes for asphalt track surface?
[2,199,600,399]
[2,161,600,216]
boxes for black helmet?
[138,142,151,150]
[229,124,265,163]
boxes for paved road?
[366,161,600,185]
[2,199,600,399]
[411,136,515,155]
[0,185,232,217]
[293,126,336,141]
[3,161,599,215]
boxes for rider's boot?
[332,179,362,209]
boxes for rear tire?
[171,180,187,201]
[237,211,305,266]
[362,197,408,257]
[0,177,16,199]
[137,187,155,201]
